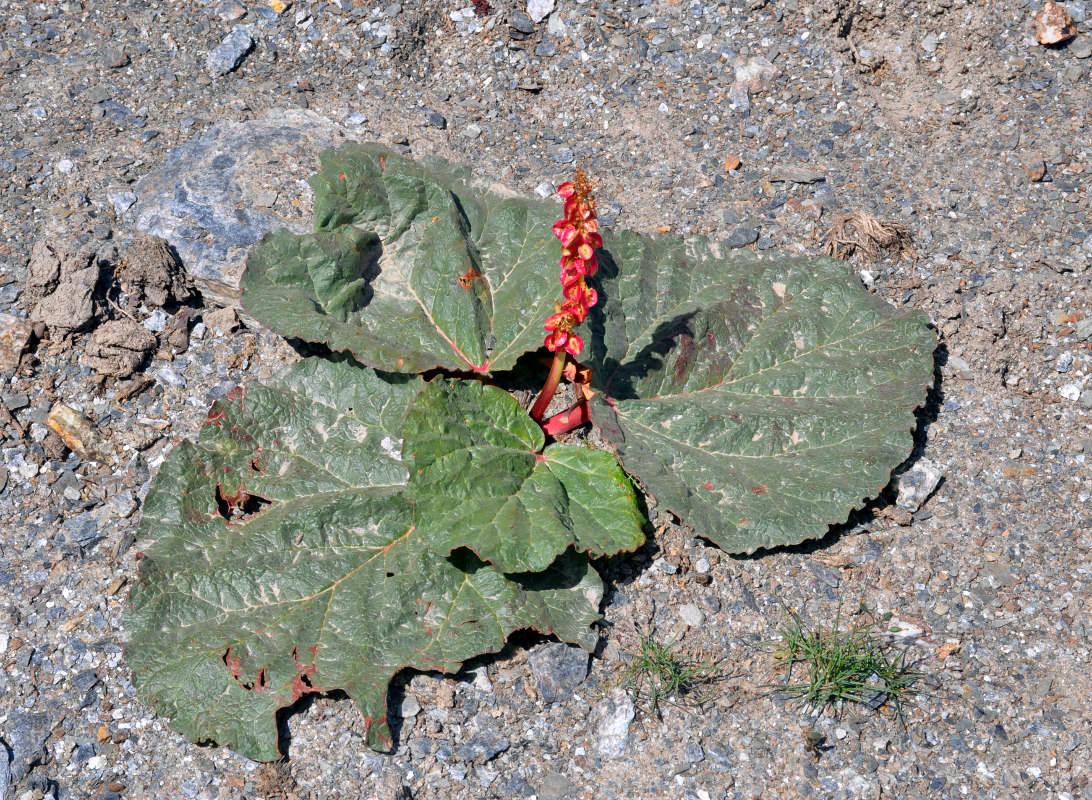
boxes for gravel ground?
[1,1,1092,799]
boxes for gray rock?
[1074,317,1092,341]
[108,190,138,216]
[1,392,27,411]
[156,367,186,388]
[509,12,535,34]
[71,669,100,692]
[894,458,943,512]
[768,165,826,184]
[538,772,575,800]
[7,711,52,782]
[946,354,974,380]
[101,47,129,69]
[528,642,589,703]
[0,741,8,800]
[724,227,759,248]
[592,687,634,759]
[456,732,509,763]
[1070,36,1092,59]
[425,110,446,129]
[130,111,349,309]
[652,556,677,574]
[64,511,103,551]
[206,25,254,75]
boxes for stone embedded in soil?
[108,189,138,216]
[46,403,109,462]
[204,306,240,335]
[1024,158,1047,182]
[207,25,254,75]
[528,642,590,704]
[7,711,52,782]
[537,772,576,800]
[129,111,349,309]
[768,165,827,184]
[83,320,157,378]
[527,0,556,24]
[456,732,511,764]
[0,742,9,799]
[894,458,944,512]
[1034,2,1077,45]
[0,313,34,369]
[119,232,198,309]
[724,226,760,248]
[729,55,777,112]
[592,687,635,759]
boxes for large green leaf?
[403,378,645,573]
[583,233,936,553]
[125,357,602,761]
[242,144,562,374]
[239,144,935,554]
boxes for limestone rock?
[129,111,350,309]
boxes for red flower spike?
[533,166,601,423]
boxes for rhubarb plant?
[126,143,936,761]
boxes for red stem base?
[541,399,592,437]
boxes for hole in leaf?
[221,646,242,680]
[214,484,272,523]
[241,666,268,692]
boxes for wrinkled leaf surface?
[242,144,561,374]
[126,357,601,761]
[583,233,936,553]
[404,378,645,573]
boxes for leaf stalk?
[530,349,567,422]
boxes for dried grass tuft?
[822,211,915,262]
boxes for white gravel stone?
[1059,382,1082,401]
[142,309,169,332]
[894,458,943,512]
[680,604,704,627]
[527,0,555,24]
[592,687,634,759]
